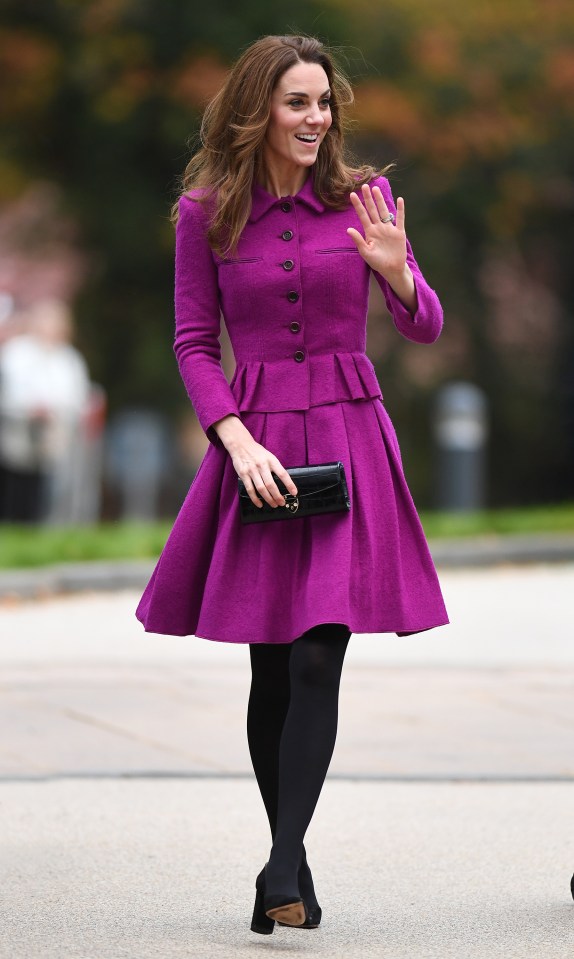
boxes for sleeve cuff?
[201,404,242,449]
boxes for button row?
[278,208,300,358]
[251,214,298,338]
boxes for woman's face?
[264,62,333,172]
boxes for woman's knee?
[290,623,350,689]
[249,641,292,690]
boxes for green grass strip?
[0,521,172,569]
[420,503,574,539]
[0,504,573,569]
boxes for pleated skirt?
[135,397,449,644]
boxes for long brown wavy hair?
[173,35,393,256]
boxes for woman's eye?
[288,99,331,109]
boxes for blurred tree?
[0,0,348,412]
[1,0,573,505]
[337,0,574,503]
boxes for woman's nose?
[306,105,324,125]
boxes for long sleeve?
[173,194,241,447]
[370,177,443,344]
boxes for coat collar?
[248,168,325,222]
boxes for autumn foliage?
[1,0,573,504]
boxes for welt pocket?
[219,256,262,265]
[315,247,359,255]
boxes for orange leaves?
[168,55,229,110]
[76,0,133,35]
[352,82,425,149]
[324,0,574,167]
[352,79,534,170]
[485,171,537,238]
[0,30,61,119]
[546,48,574,96]
[409,27,461,81]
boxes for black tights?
[247,622,350,900]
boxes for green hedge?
[0,505,573,569]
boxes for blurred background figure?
[0,292,20,345]
[0,298,101,524]
[105,408,171,521]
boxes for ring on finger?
[380,212,395,224]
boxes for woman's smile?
[294,132,320,145]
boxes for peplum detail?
[228,350,382,413]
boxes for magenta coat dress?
[135,171,449,644]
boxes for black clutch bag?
[238,461,351,524]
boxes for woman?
[136,35,449,931]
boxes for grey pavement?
[1,565,574,957]
[3,778,573,959]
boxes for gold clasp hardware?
[283,493,299,513]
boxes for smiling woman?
[136,33,448,936]
[172,35,392,257]
[263,66,333,181]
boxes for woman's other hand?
[347,184,406,277]
[213,414,298,508]
[347,184,417,314]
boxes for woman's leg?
[247,641,319,909]
[247,641,292,835]
[264,622,351,901]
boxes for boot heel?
[250,886,275,935]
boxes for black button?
[290,321,301,333]
[281,201,292,212]
[282,230,294,241]
[287,291,299,303]
[282,259,294,271]
[294,350,305,362]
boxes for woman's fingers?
[349,190,371,230]
[371,185,392,223]
[257,466,287,508]
[232,436,298,509]
[245,470,276,508]
[351,185,397,233]
[346,226,368,252]
[241,458,298,509]
[395,196,406,232]
[242,477,263,508]
[361,182,383,223]
[262,461,299,507]
[273,464,298,499]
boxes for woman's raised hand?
[214,415,297,508]
[347,183,407,280]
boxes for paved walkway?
[1,565,574,957]
[4,778,573,959]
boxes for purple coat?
[136,171,449,644]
